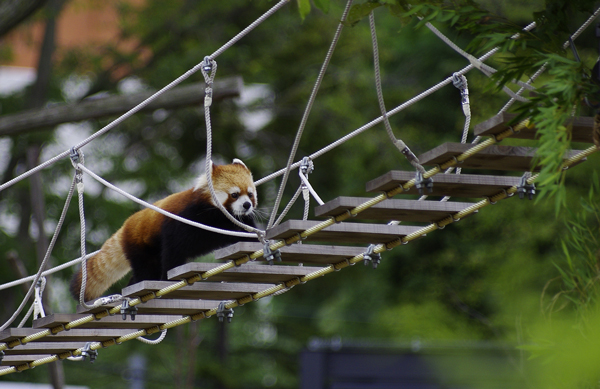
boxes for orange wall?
[1,0,142,68]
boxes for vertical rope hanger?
[267,0,354,229]
[369,12,427,176]
[200,57,265,241]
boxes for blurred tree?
[0,0,599,388]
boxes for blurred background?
[0,0,599,388]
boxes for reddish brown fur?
[70,160,256,302]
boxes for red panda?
[69,159,257,302]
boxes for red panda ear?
[232,158,247,168]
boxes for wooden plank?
[0,328,133,343]
[4,342,88,355]
[417,142,585,171]
[473,113,595,143]
[33,314,183,330]
[168,262,323,283]
[314,196,475,222]
[77,299,220,316]
[121,280,273,301]
[214,242,366,264]
[266,220,425,244]
[2,354,50,366]
[366,170,522,198]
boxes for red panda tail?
[69,228,132,302]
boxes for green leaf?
[297,0,311,20]
[313,0,330,14]
[346,2,383,26]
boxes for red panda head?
[195,159,257,217]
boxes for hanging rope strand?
[267,0,354,229]
[0,171,77,331]
[201,58,264,237]
[370,12,426,174]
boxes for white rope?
[0,172,77,331]
[71,150,104,310]
[16,277,46,328]
[77,164,256,238]
[0,1,290,195]
[136,329,168,345]
[370,12,427,174]
[424,21,532,102]
[0,251,99,292]
[17,304,34,329]
[273,186,304,227]
[201,58,263,237]
[298,170,324,206]
[499,6,600,113]
[267,0,354,229]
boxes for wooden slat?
[314,196,474,222]
[77,299,220,315]
[417,142,585,171]
[0,328,133,343]
[473,112,595,143]
[33,314,183,330]
[266,220,424,244]
[214,242,366,264]
[366,170,522,198]
[4,342,88,355]
[168,262,322,283]
[2,354,49,366]
[121,280,274,301]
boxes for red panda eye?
[248,193,254,198]
[231,193,239,199]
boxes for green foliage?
[550,172,600,319]
[1,0,600,387]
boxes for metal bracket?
[300,156,314,176]
[81,342,98,363]
[121,299,138,321]
[415,171,433,195]
[517,172,535,200]
[263,241,282,265]
[363,244,382,269]
[217,302,234,323]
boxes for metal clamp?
[81,342,98,363]
[363,244,382,269]
[121,299,138,321]
[202,56,213,73]
[263,242,282,265]
[415,171,433,195]
[217,302,234,323]
[517,172,535,200]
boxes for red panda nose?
[243,201,252,210]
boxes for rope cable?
[370,12,426,174]
[267,0,354,229]
[78,164,256,238]
[201,58,264,237]
[0,1,291,195]
[0,172,77,331]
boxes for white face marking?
[213,190,228,207]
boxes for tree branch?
[0,76,243,136]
